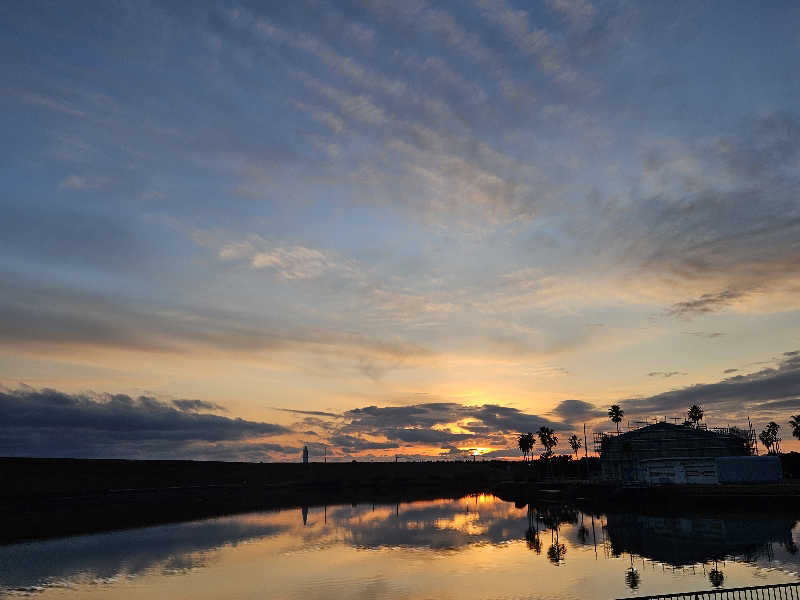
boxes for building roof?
[599,421,752,460]
[610,422,736,440]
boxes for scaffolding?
[593,422,757,456]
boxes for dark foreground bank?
[3,456,800,545]
[0,457,513,544]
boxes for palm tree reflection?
[625,555,641,590]
[546,510,566,565]
[577,511,589,545]
[547,541,566,565]
[708,560,724,588]
[526,505,542,554]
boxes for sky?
[2,0,800,461]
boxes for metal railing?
[618,582,800,600]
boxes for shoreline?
[3,456,800,545]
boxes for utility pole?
[583,424,588,458]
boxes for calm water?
[1,495,799,599]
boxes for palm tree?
[759,421,781,454]
[608,405,624,433]
[687,405,704,427]
[518,432,534,462]
[568,434,582,459]
[790,415,800,441]
[537,426,558,458]
[759,428,772,454]
[768,421,781,453]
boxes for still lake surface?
[1,495,799,599]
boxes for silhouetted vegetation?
[537,426,558,458]
[687,404,704,427]
[517,432,534,462]
[568,434,581,458]
[759,421,781,454]
[790,415,800,441]
[782,452,800,478]
[608,405,624,432]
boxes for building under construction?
[596,422,781,484]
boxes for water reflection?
[0,516,288,593]
[0,495,798,599]
[626,556,641,591]
[709,561,725,588]
[604,512,797,566]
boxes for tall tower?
[302,445,309,464]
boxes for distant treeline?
[780,451,800,478]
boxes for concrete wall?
[641,457,718,485]
[636,455,783,485]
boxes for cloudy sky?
[2,0,800,460]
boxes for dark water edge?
[3,456,800,545]
[2,484,500,545]
[493,479,800,513]
[1,457,506,544]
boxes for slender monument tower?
[302,445,309,464]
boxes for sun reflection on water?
[0,495,798,599]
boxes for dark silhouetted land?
[2,455,800,545]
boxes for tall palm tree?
[687,405,704,427]
[568,434,582,459]
[537,426,558,458]
[517,432,534,462]
[759,428,772,454]
[768,421,781,453]
[790,415,800,441]
[608,405,624,433]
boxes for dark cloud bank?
[4,350,799,461]
[0,387,565,460]
[621,351,800,426]
[336,403,563,452]
[0,386,294,460]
